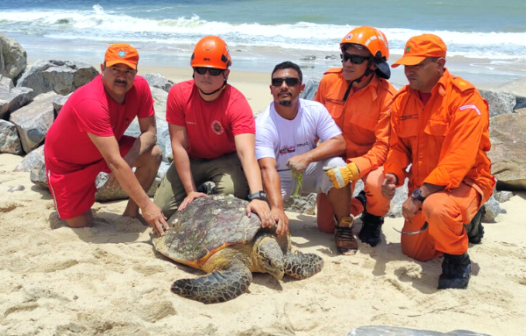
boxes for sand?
[1,150,526,336]
[1,69,526,336]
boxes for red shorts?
[47,136,135,219]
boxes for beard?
[279,100,292,106]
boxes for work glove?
[324,162,360,189]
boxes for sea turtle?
[152,194,324,304]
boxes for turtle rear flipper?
[284,250,324,280]
[171,260,252,304]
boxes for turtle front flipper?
[171,260,252,304]
[284,250,324,280]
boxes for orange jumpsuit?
[384,69,495,261]
[315,68,397,233]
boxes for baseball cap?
[392,34,447,68]
[105,43,139,69]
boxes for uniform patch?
[118,49,127,58]
[459,104,481,115]
[211,120,224,135]
[345,34,353,40]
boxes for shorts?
[47,136,135,219]
[279,156,346,200]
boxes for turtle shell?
[153,195,261,268]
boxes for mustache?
[278,90,291,96]
[114,79,128,85]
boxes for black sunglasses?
[271,77,300,87]
[194,67,224,76]
[341,53,371,64]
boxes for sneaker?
[358,211,384,247]
[464,207,485,244]
[335,216,358,255]
[438,253,471,289]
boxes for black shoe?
[355,190,367,209]
[358,211,384,247]
[464,207,485,244]
[438,253,471,289]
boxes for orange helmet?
[191,36,232,70]
[340,26,390,79]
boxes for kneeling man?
[45,43,168,236]
[256,61,357,255]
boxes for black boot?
[438,253,471,289]
[358,210,384,247]
[464,207,485,244]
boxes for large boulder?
[348,326,492,336]
[300,76,320,101]
[9,91,57,153]
[52,93,71,116]
[0,119,23,154]
[143,73,174,93]
[0,80,33,120]
[16,60,98,98]
[0,33,27,81]
[150,86,168,120]
[488,113,526,190]
[14,145,44,172]
[479,89,516,117]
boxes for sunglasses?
[194,67,224,76]
[340,53,371,64]
[271,77,300,87]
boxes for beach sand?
[1,155,526,334]
[1,69,526,336]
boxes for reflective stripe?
[47,169,61,218]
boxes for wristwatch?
[411,188,426,202]
[247,190,267,201]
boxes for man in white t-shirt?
[256,61,358,255]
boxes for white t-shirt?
[255,99,342,171]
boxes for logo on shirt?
[400,114,419,121]
[211,120,224,135]
[296,141,309,148]
[279,145,296,155]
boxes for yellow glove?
[324,162,360,189]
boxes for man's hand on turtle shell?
[271,207,289,236]
[246,199,273,229]
[178,191,207,212]
[142,203,169,236]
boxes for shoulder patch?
[459,104,481,115]
[451,76,475,92]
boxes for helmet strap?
[342,63,374,102]
[199,79,227,96]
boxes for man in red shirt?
[153,36,272,228]
[45,43,169,236]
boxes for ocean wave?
[1,5,525,60]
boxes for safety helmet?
[191,36,232,70]
[339,26,391,79]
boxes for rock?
[9,92,57,153]
[300,76,320,101]
[0,119,23,154]
[0,84,33,120]
[283,193,317,215]
[482,195,501,223]
[29,154,48,188]
[0,75,13,89]
[14,145,44,172]
[494,190,513,203]
[53,93,71,115]
[94,172,159,202]
[150,86,168,120]
[143,73,174,93]
[488,113,526,190]
[16,60,98,98]
[0,33,27,81]
[515,95,526,110]
[348,325,493,336]
[300,55,316,61]
[479,89,516,117]
[156,119,171,162]
[324,55,338,60]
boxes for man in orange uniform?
[381,34,494,289]
[317,26,397,247]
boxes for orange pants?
[316,167,390,233]
[401,182,482,262]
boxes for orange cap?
[391,34,447,68]
[105,43,139,69]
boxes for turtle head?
[255,236,284,280]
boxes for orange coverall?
[384,69,495,261]
[315,68,397,233]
